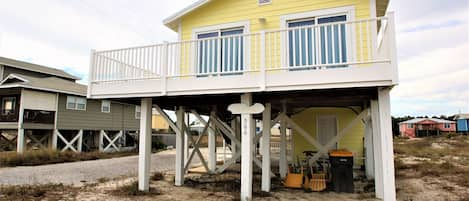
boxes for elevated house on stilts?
[87,0,398,200]
[0,57,139,153]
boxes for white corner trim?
[0,74,30,85]
[369,0,377,18]
[163,0,211,26]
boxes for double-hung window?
[135,106,141,119]
[444,123,451,129]
[2,97,16,115]
[101,100,111,113]
[287,15,347,69]
[197,28,244,75]
[66,96,86,111]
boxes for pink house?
[399,118,456,138]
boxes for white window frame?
[407,123,413,129]
[101,100,111,113]
[192,20,251,74]
[66,96,87,111]
[279,6,356,68]
[316,115,339,149]
[135,106,141,119]
[444,123,450,129]
[2,97,16,115]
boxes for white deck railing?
[88,13,396,98]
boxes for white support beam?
[57,130,82,152]
[77,130,83,152]
[240,93,254,201]
[99,130,104,152]
[17,89,25,153]
[371,99,383,198]
[52,130,58,150]
[364,115,375,179]
[16,129,25,153]
[138,98,152,191]
[184,113,190,166]
[261,102,271,192]
[102,131,123,152]
[208,110,217,172]
[175,106,186,186]
[374,88,396,201]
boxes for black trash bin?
[329,150,354,193]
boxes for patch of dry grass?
[110,181,160,197]
[394,134,469,188]
[0,183,75,201]
[0,149,137,167]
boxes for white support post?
[51,129,58,150]
[240,93,254,201]
[279,103,288,178]
[77,130,83,152]
[138,98,152,191]
[184,113,190,166]
[208,110,217,172]
[175,106,185,186]
[16,129,25,153]
[364,116,375,179]
[99,130,104,152]
[376,88,396,201]
[17,89,25,153]
[261,102,271,192]
[371,99,383,199]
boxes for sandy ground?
[0,149,202,186]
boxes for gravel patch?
[0,149,204,186]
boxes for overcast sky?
[0,0,468,117]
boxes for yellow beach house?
[87,0,397,200]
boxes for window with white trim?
[2,97,16,115]
[197,27,245,75]
[287,15,348,69]
[444,123,451,128]
[101,100,111,113]
[66,96,86,111]
[135,106,141,119]
[407,123,413,129]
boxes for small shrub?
[110,181,160,196]
[151,172,164,181]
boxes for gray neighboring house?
[0,56,140,153]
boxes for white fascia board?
[163,0,211,29]
[0,84,86,97]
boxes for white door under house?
[317,115,338,149]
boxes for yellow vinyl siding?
[291,107,364,166]
[179,0,374,74]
